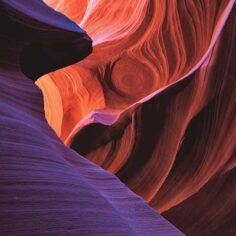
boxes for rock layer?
[0,1,183,235]
[40,0,236,235]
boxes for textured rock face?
[0,1,183,235]
[40,1,236,235]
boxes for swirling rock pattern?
[0,0,183,235]
[39,0,236,235]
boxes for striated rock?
[0,1,183,235]
[40,0,236,235]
